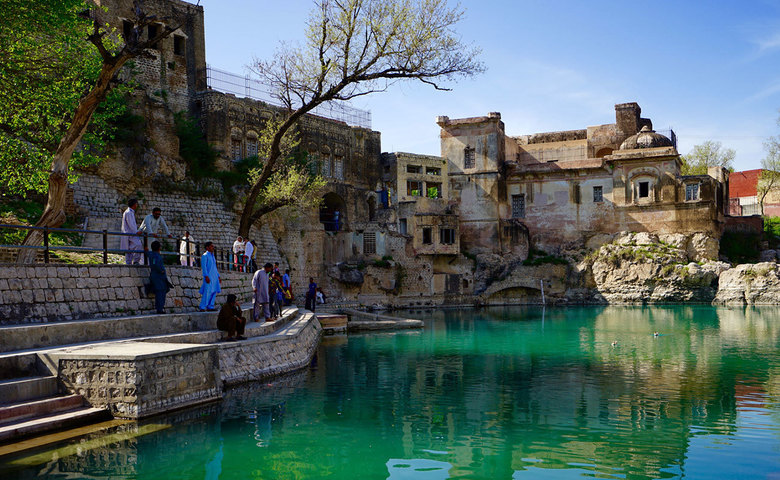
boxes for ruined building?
[70,0,729,305]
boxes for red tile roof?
[730,169,762,198]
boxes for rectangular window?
[426,167,441,176]
[440,228,455,245]
[363,232,376,255]
[147,24,160,49]
[122,20,134,44]
[511,194,525,218]
[173,35,185,55]
[246,138,258,158]
[422,227,432,245]
[593,186,603,203]
[426,183,441,198]
[334,157,344,180]
[321,158,331,177]
[638,181,650,198]
[308,155,319,176]
[464,147,475,169]
[406,165,422,174]
[231,139,242,161]
[686,183,700,201]
[407,180,423,196]
[399,218,407,235]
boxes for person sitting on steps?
[217,294,247,341]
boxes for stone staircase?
[0,304,306,447]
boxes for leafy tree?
[680,140,735,175]
[237,0,484,236]
[247,118,327,217]
[1,0,183,262]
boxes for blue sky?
[202,0,780,171]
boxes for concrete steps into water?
[0,305,303,445]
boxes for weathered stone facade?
[438,103,729,256]
[69,1,733,308]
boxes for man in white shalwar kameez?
[199,242,221,311]
[121,199,143,265]
[179,230,196,266]
[252,263,272,322]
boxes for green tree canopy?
[0,0,128,196]
[680,140,736,176]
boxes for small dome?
[619,125,674,150]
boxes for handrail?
[0,223,249,273]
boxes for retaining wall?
[0,264,254,325]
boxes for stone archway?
[320,192,346,231]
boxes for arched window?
[320,192,346,231]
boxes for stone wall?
[0,264,254,325]
[57,343,221,418]
[219,313,322,386]
[71,173,286,267]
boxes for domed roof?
[619,125,674,150]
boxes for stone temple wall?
[71,173,287,268]
[0,264,254,325]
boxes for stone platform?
[54,342,221,419]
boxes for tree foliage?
[0,0,130,195]
[238,0,484,235]
[4,0,182,262]
[758,122,780,214]
[680,141,735,176]
[247,119,327,217]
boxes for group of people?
[232,236,257,272]
[251,263,293,322]
[124,198,327,339]
[121,199,198,267]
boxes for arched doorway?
[320,192,346,231]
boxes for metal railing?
[0,224,252,273]
[205,65,372,130]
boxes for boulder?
[686,233,719,262]
[759,249,778,263]
[713,263,780,305]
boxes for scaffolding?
[205,65,372,130]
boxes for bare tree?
[238,0,484,236]
[17,0,187,263]
[759,134,780,215]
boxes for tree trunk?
[17,62,121,263]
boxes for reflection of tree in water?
[291,306,776,479]
[5,307,780,479]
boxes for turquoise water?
[4,306,780,479]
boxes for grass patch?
[523,248,568,266]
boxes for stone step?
[0,376,58,405]
[130,307,300,344]
[0,307,300,383]
[0,406,110,444]
[0,353,40,381]
[0,307,250,353]
[0,394,85,425]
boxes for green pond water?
[4,306,780,479]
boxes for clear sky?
[201,0,780,171]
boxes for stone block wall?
[0,264,254,325]
[71,173,287,267]
[58,345,221,418]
